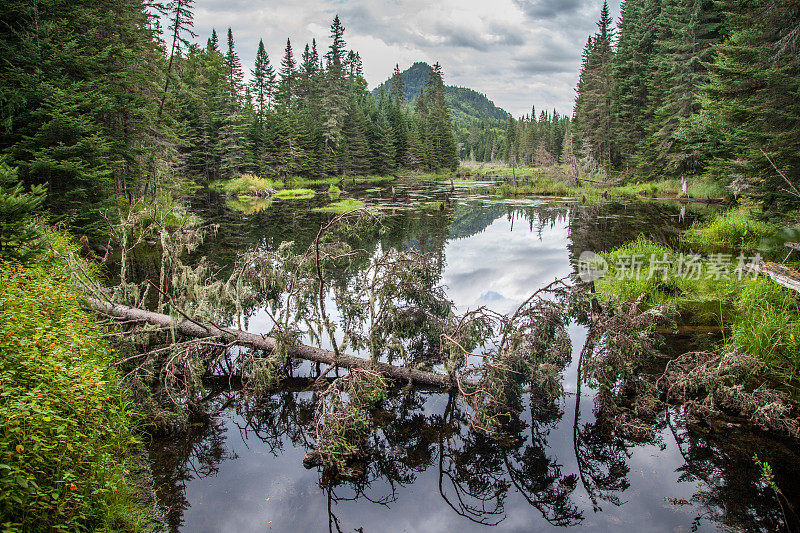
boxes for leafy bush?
[0,248,146,530]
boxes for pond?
[147,179,800,532]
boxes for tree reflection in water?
[144,196,798,532]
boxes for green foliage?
[594,235,745,309]
[731,278,800,373]
[683,205,777,253]
[312,198,365,213]
[705,0,800,210]
[0,248,146,530]
[273,188,315,200]
[314,370,387,472]
[0,163,46,263]
[211,174,283,195]
[0,0,167,228]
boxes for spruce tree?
[706,0,800,208]
[390,64,405,106]
[425,63,458,170]
[275,38,295,110]
[251,39,276,122]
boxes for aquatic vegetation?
[593,236,743,309]
[683,205,778,253]
[312,198,365,213]
[660,350,799,438]
[273,188,316,200]
[211,174,283,196]
[494,179,579,198]
[287,175,395,187]
[730,278,800,373]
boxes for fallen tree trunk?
[758,262,800,293]
[88,298,464,389]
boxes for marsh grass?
[731,278,800,376]
[287,175,395,187]
[273,188,316,200]
[211,174,283,195]
[683,205,778,254]
[312,198,366,214]
[494,179,581,198]
[595,236,744,312]
[596,232,800,383]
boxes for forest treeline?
[0,1,461,228]
[573,0,800,208]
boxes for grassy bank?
[0,234,148,531]
[477,163,729,202]
[594,206,800,379]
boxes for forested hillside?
[573,0,800,209]
[374,62,510,124]
[374,62,570,164]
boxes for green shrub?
[0,249,146,530]
[328,184,341,198]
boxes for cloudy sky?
[187,0,621,117]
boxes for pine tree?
[159,0,196,117]
[0,0,168,225]
[636,0,722,177]
[225,28,244,100]
[0,162,46,262]
[611,0,661,169]
[207,28,219,51]
[322,16,348,170]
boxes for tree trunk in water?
[87,299,469,388]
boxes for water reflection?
[146,185,798,531]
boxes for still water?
[147,180,799,532]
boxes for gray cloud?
[513,0,587,19]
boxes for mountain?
[372,62,510,126]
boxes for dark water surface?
[148,180,800,532]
